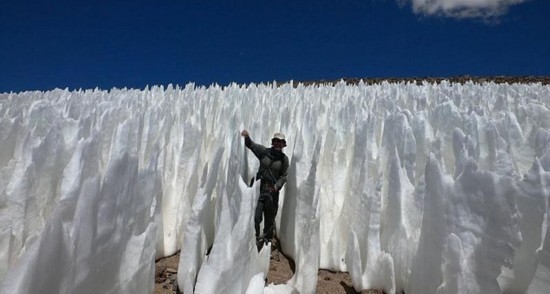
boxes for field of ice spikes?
[1,81,549,293]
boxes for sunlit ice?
[1,80,549,293]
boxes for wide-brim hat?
[272,132,287,146]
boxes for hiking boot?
[270,238,278,251]
[256,237,264,251]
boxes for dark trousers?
[255,192,279,241]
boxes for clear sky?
[1,0,549,93]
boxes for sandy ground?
[154,243,384,294]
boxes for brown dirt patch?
[154,252,180,294]
[266,248,295,285]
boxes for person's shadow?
[340,281,357,293]
[339,282,388,294]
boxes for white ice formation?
[1,81,549,293]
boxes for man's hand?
[241,130,249,137]
[269,186,278,193]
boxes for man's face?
[271,139,286,151]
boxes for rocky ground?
[154,253,180,294]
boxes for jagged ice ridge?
[1,81,550,293]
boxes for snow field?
[0,81,549,293]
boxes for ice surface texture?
[0,81,549,293]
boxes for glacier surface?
[0,81,549,293]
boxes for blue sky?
[1,0,549,93]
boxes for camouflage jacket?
[245,136,289,193]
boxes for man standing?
[241,130,289,248]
